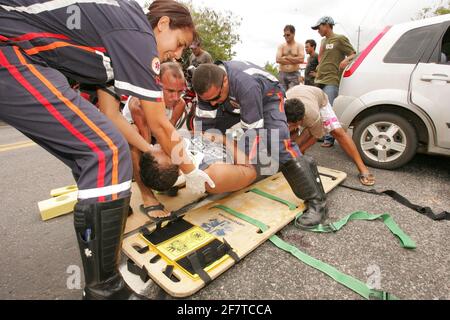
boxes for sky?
[141,0,446,66]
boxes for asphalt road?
[0,124,449,300]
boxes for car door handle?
[421,74,450,82]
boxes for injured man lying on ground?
[138,131,257,221]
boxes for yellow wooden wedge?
[50,185,78,197]
[39,191,78,221]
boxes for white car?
[334,14,450,169]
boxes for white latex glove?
[184,168,216,194]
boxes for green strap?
[213,204,398,300]
[298,211,417,249]
[215,204,269,232]
[251,188,416,249]
[249,189,298,211]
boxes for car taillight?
[344,26,391,78]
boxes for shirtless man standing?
[276,25,305,91]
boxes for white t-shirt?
[122,96,173,123]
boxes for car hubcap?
[360,121,407,163]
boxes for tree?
[182,1,242,66]
[264,61,279,78]
[414,0,450,20]
[142,1,241,67]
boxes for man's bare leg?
[331,128,375,184]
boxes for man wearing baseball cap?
[311,16,356,148]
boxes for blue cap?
[311,16,335,30]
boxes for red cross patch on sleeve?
[151,57,161,75]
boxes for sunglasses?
[203,76,225,103]
[284,34,292,37]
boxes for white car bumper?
[333,95,365,130]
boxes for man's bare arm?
[276,45,292,65]
[128,97,150,143]
[293,129,316,154]
[285,55,304,64]
[285,44,305,64]
[339,53,356,70]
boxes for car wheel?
[353,112,418,169]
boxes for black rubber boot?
[74,197,148,300]
[281,155,328,229]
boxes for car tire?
[353,112,418,169]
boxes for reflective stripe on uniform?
[0,0,119,14]
[241,119,264,130]
[0,47,118,201]
[243,67,278,82]
[78,180,132,199]
[115,80,163,99]
[96,50,114,81]
[195,108,218,119]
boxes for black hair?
[284,98,306,123]
[284,25,296,34]
[305,39,317,50]
[192,63,225,95]
[140,151,179,192]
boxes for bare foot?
[146,208,170,218]
[141,201,171,218]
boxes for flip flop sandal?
[139,204,177,223]
[321,142,334,148]
[358,173,375,186]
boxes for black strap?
[171,195,209,217]
[320,173,338,181]
[222,239,240,263]
[139,204,165,215]
[163,265,174,279]
[340,184,450,221]
[150,255,161,264]
[137,246,149,254]
[186,252,212,284]
[183,239,239,284]
[132,196,209,235]
[127,259,150,282]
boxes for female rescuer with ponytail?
[0,0,213,299]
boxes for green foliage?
[414,0,450,19]
[142,1,241,69]
[181,1,242,67]
[435,7,450,15]
[264,61,279,78]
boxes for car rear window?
[384,24,440,64]
[440,27,450,64]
